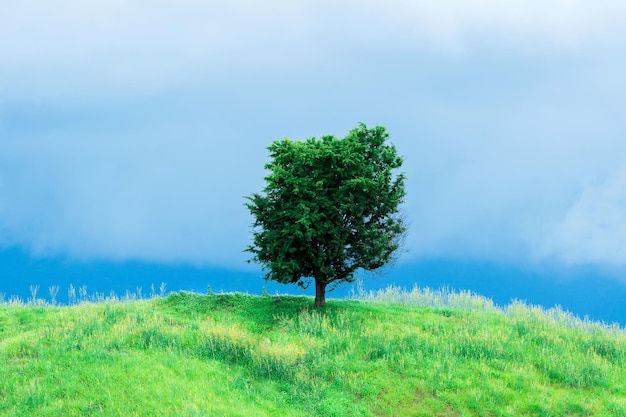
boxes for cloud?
[368,0,626,49]
[1,0,624,98]
[536,167,626,266]
[399,52,626,266]
[1,0,626,272]
[0,111,264,266]
[0,1,313,97]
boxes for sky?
[2,1,626,318]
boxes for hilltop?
[0,288,625,416]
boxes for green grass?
[0,286,625,416]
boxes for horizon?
[2,247,626,327]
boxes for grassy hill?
[0,287,625,416]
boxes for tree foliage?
[246,123,406,307]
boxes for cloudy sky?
[2,1,626,293]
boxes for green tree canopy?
[246,123,406,307]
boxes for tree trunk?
[314,279,327,308]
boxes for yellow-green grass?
[0,288,625,416]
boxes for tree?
[245,123,406,307]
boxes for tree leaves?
[246,123,406,306]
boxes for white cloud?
[399,57,626,266]
[370,0,626,49]
[0,1,313,97]
[1,0,625,98]
[2,0,626,271]
[536,167,626,266]
[0,120,264,266]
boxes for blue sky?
[2,1,626,318]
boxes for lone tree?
[246,123,406,307]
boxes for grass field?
[0,286,625,416]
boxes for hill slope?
[1,290,625,416]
